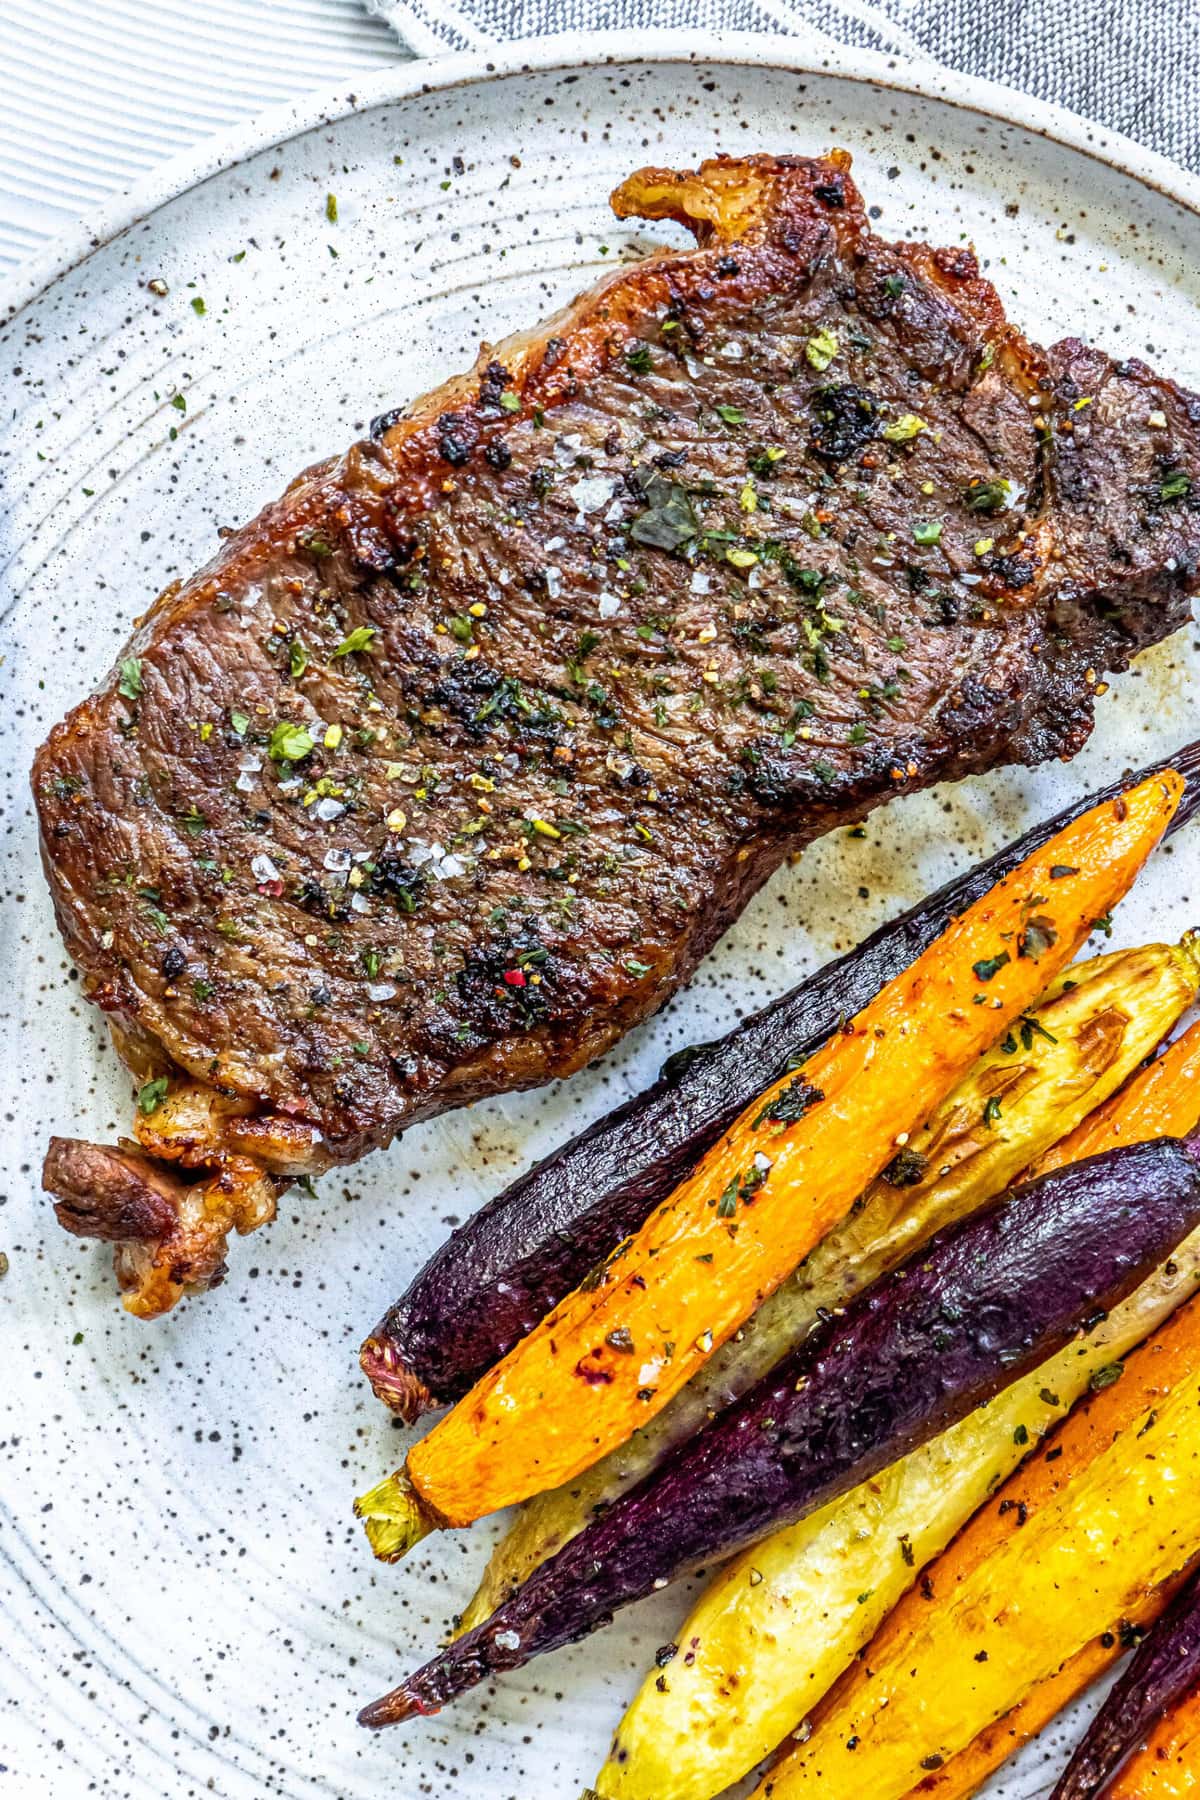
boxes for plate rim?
[4,25,1200,331]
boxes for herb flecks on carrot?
[766,1287,1200,1800]
[583,941,1200,1800]
[359,770,1184,1551]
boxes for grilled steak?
[35,151,1200,1315]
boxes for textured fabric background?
[1,0,1197,276]
[369,0,1200,173]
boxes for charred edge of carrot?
[359,1335,435,1424]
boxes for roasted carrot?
[1054,1563,1200,1800]
[590,974,1200,1800]
[474,936,1200,1641]
[899,1589,1179,1799]
[356,771,1184,1553]
[359,1135,1200,1728]
[759,1289,1200,1800]
[1030,1018,1200,1178]
[1108,1678,1200,1798]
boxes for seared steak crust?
[33,153,1200,1306]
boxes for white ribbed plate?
[2,33,1199,1800]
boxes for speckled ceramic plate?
[3,32,1200,1800]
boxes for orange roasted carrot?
[1029,1018,1200,1179]
[1109,1680,1200,1797]
[357,771,1183,1553]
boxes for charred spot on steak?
[813,173,848,208]
[369,850,426,915]
[477,361,515,414]
[436,411,474,467]
[808,383,881,463]
[985,553,1037,591]
[457,941,554,1035]
[295,876,352,923]
[370,406,407,440]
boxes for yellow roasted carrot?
[1030,1017,1200,1178]
[758,1290,1200,1800]
[357,771,1184,1553]
[589,962,1200,1800]
[900,1591,1178,1800]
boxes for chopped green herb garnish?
[629,472,699,554]
[972,951,1010,982]
[912,519,943,546]
[268,721,315,763]
[137,1076,169,1116]
[882,413,926,443]
[1019,915,1059,962]
[748,445,786,477]
[805,328,839,372]
[883,1145,929,1188]
[118,657,143,701]
[1161,469,1191,502]
[289,640,309,679]
[753,1076,824,1129]
[964,477,1015,514]
[332,625,377,658]
[1019,1015,1058,1051]
[325,192,338,224]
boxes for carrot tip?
[360,1335,436,1422]
[353,1471,434,1562]
[357,1686,423,1729]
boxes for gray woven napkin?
[365,0,1200,173]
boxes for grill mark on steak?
[33,151,1200,1313]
